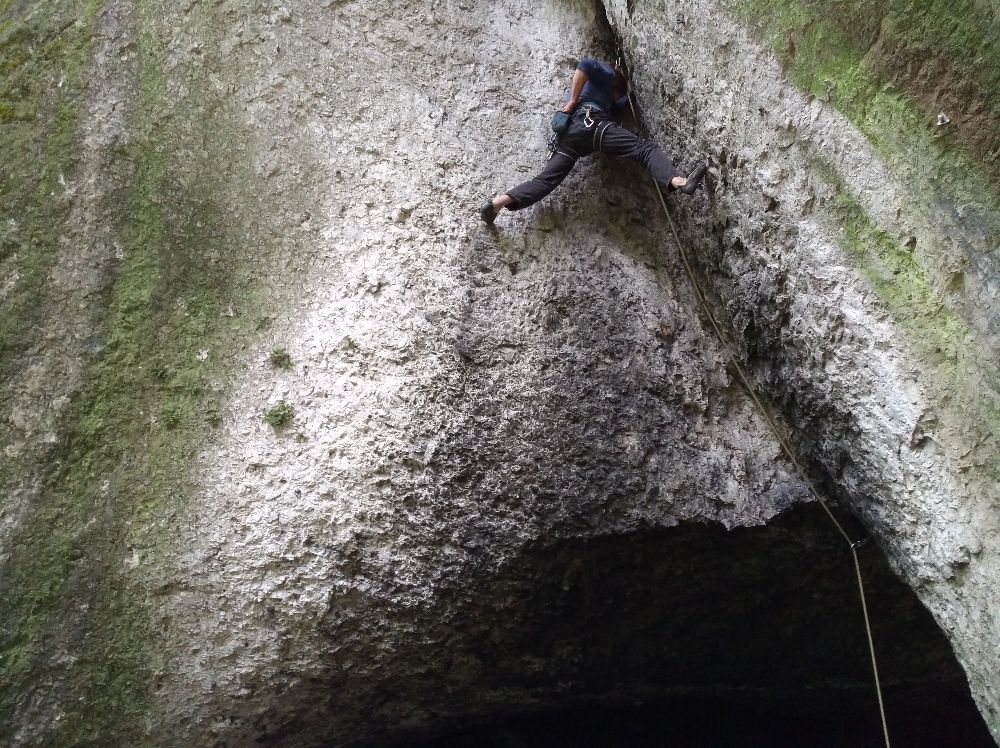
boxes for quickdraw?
[546,131,558,160]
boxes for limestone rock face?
[147,0,816,742]
[0,0,997,745]
[602,0,1000,736]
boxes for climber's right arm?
[561,67,588,113]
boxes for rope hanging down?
[624,88,892,747]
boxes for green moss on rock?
[816,164,1000,469]
[0,0,103,382]
[1,0,272,742]
[727,0,1000,482]
[729,0,1000,219]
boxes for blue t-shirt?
[570,58,629,114]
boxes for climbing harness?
[594,120,612,153]
[546,132,579,162]
[579,104,614,152]
[623,86,893,748]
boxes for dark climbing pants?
[505,110,678,210]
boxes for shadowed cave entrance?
[372,506,992,747]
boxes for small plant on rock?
[263,400,294,429]
[269,346,293,370]
[204,406,223,428]
[161,403,182,430]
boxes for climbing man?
[480,57,707,224]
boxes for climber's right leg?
[480,147,580,224]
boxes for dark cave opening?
[366,506,992,747]
[394,690,992,747]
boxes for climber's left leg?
[598,123,705,195]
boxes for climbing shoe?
[479,200,498,225]
[681,162,708,195]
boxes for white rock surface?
[143,0,825,743]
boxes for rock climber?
[480,57,707,224]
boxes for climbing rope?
[625,90,892,747]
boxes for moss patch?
[263,399,295,429]
[832,185,967,368]
[1,0,271,742]
[817,163,1000,474]
[731,0,1000,251]
[269,345,294,370]
[0,2,106,735]
[725,0,1000,483]
[0,0,103,414]
[729,0,1000,229]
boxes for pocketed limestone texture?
[0,0,996,745]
